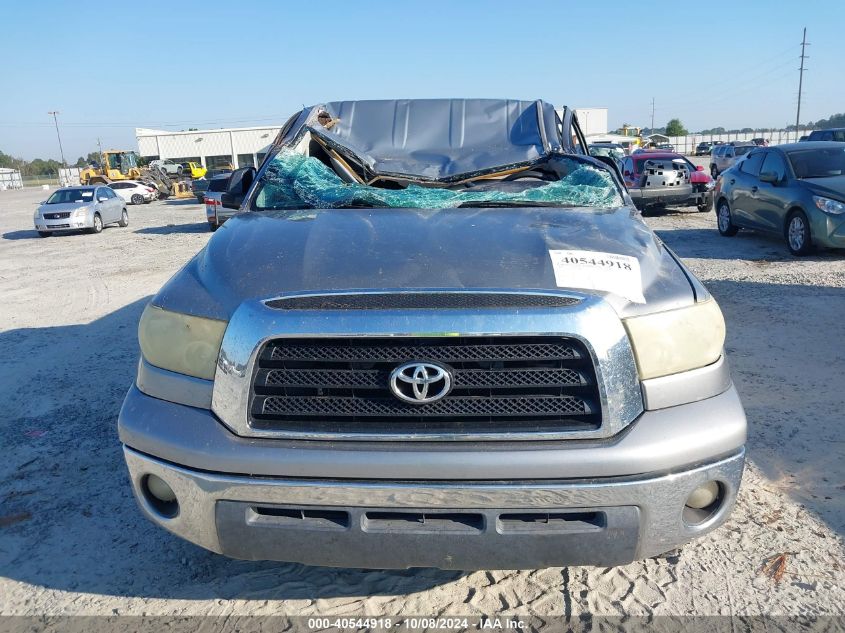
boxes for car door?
[727,150,766,228]
[109,187,123,219]
[102,187,120,222]
[754,150,793,232]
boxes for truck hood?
[154,206,696,320]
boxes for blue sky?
[1,0,843,160]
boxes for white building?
[572,107,608,136]
[136,125,282,170]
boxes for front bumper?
[35,217,91,231]
[120,382,746,569]
[810,209,845,249]
[125,446,744,569]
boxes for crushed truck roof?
[274,99,568,182]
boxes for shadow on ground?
[656,227,844,262]
[135,222,210,235]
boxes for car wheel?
[716,200,739,236]
[209,222,218,232]
[118,209,129,227]
[697,193,713,212]
[89,213,103,234]
[131,193,144,205]
[785,209,812,256]
[37,231,51,238]
[710,165,718,178]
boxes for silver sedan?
[33,185,128,237]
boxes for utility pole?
[650,97,655,132]
[48,111,66,167]
[97,137,103,165]
[796,28,809,141]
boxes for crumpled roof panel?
[283,99,563,181]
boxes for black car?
[190,178,211,203]
[713,141,845,255]
[806,128,845,142]
[695,142,713,156]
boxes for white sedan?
[109,180,156,205]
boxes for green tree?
[665,118,688,136]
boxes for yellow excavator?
[79,150,182,198]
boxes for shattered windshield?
[252,151,623,210]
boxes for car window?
[760,152,788,181]
[740,152,765,176]
[45,189,95,204]
[787,147,845,178]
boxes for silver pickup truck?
[119,99,746,570]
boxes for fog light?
[146,474,176,502]
[686,481,720,509]
[142,474,179,518]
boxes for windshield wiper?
[457,200,573,208]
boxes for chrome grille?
[250,336,601,439]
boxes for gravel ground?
[0,185,843,618]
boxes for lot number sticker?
[549,249,645,303]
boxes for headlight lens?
[138,305,227,380]
[74,206,89,217]
[623,299,725,380]
[813,196,845,215]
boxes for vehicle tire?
[710,165,718,178]
[118,209,129,227]
[697,194,712,212]
[785,209,812,256]
[37,231,51,238]
[716,199,739,236]
[89,213,103,234]
[176,166,183,176]
[131,193,144,205]
[208,222,218,232]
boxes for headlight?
[623,299,725,380]
[74,206,90,217]
[138,304,227,380]
[813,196,845,215]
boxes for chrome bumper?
[124,447,744,569]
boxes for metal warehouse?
[135,125,281,171]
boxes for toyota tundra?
[119,99,746,569]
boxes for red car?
[621,151,714,211]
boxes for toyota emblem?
[389,361,452,404]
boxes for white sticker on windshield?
[549,249,645,304]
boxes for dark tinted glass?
[760,152,787,181]
[740,152,765,176]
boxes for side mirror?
[221,192,240,210]
[97,196,108,202]
[696,165,704,171]
[222,166,256,210]
[759,171,779,184]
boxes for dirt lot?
[1,186,843,617]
